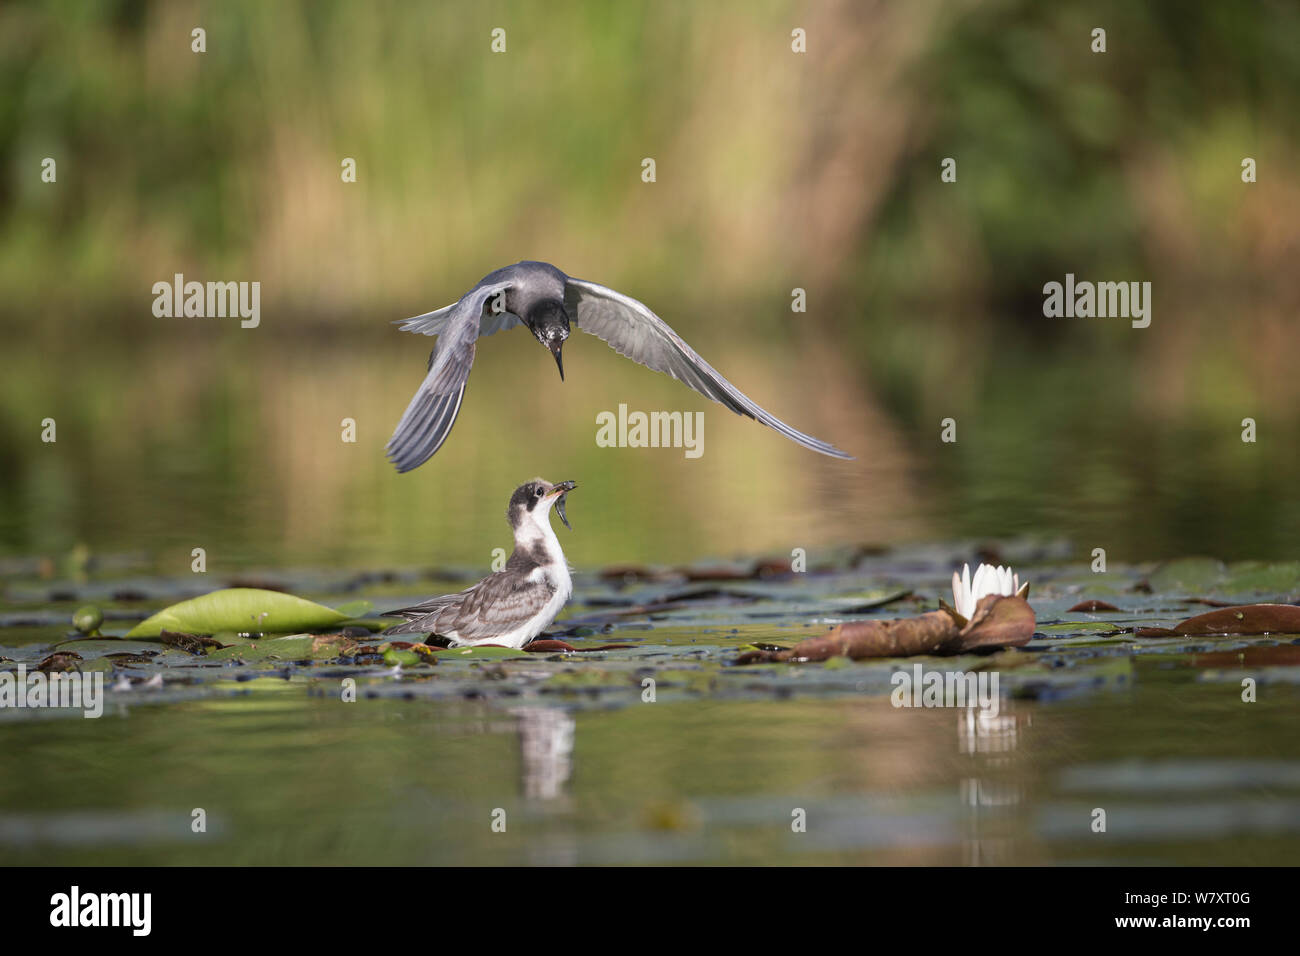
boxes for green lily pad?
[49,638,163,657]
[430,644,528,660]
[125,589,353,639]
[1035,621,1127,635]
[199,634,362,663]
[1147,557,1225,594]
[332,599,375,619]
[209,631,261,646]
[1221,561,1300,594]
[339,617,394,632]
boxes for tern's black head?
[525,299,571,381]
[507,478,578,531]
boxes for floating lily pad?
[430,645,529,660]
[1146,557,1225,594]
[331,599,375,619]
[1036,620,1127,635]
[200,634,360,663]
[1067,599,1123,612]
[1221,561,1300,595]
[125,589,354,639]
[1138,603,1300,637]
[49,637,161,656]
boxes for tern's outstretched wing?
[394,296,523,338]
[564,278,852,459]
[386,280,514,472]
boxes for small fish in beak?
[550,479,576,530]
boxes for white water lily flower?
[951,563,1025,620]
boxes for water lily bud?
[73,604,103,635]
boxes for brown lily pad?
[1068,599,1122,612]
[102,653,158,665]
[37,652,84,672]
[524,639,579,653]
[160,630,226,655]
[681,565,754,582]
[1167,603,1300,637]
[522,640,638,653]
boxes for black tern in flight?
[381,478,576,648]
[385,261,852,471]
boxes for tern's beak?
[548,480,577,530]
[549,340,565,381]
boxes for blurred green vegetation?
[2,0,1298,571]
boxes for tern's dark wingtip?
[384,448,416,473]
[805,440,853,460]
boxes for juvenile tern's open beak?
[549,480,577,530]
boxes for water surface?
[4,548,1298,865]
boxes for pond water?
[3,548,1298,865]
[3,330,1299,865]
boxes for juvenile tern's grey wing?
[380,594,458,636]
[442,573,554,642]
[380,573,553,640]
[565,278,852,459]
[386,279,514,472]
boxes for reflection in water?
[958,705,1029,756]
[958,703,1030,866]
[1,336,922,570]
[7,327,1296,567]
[509,707,576,801]
[2,688,1297,864]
